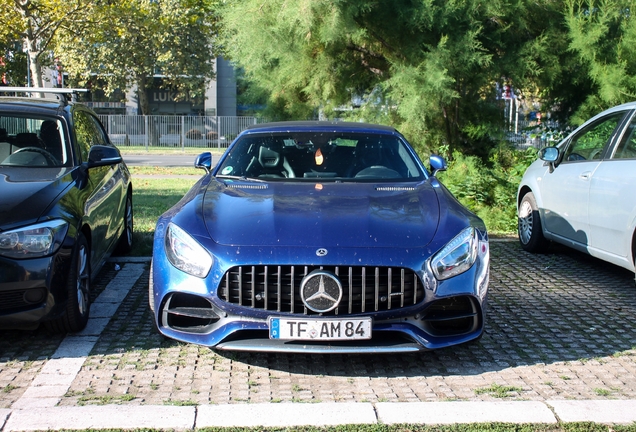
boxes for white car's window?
[217,132,425,181]
[562,112,625,162]
[613,115,636,159]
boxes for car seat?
[257,144,295,178]
[39,120,63,163]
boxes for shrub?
[185,129,203,140]
[437,145,537,234]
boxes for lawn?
[129,175,199,256]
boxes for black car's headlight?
[0,220,68,259]
[430,227,478,280]
[165,223,213,278]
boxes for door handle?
[579,172,591,181]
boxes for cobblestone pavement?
[1,240,635,409]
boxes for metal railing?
[96,115,564,151]
[97,115,268,149]
[505,120,566,149]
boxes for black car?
[0,88,133,332]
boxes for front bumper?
[0,246,72,329]
[150,236,490,353]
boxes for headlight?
[430,227,478,280]
[0,220,68,259]
[165,223,213,278]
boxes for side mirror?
[538,146,559,173]
[195,152,212,173]
[538,146,559,162]
[429,154,448,177]
[87,145,122,168]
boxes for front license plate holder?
[269,317,372,341]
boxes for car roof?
[243,121,399,134]
[0,97,69,117]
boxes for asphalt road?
[123,153,221,167]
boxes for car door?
[540,111,627,246]
[587,110,636,268]
[74,109,126,265]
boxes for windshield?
[216,131,425,181]
[0,115,70,167]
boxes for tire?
[45,233,91,333]
[518,192,550,253]
[115,192,133,254]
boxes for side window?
[563,112,625,162]
[613,114,636,159]
[74,110,109,162]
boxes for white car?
[517,102,636,278]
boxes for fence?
[97,115,267,150]
[97,115,566,151]
[505,120,566,149]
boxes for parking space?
[1,240,635,408]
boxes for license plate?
[269,317,372,341]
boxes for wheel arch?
[631,229,636,270]
[517,185,533,209]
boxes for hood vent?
[227,184,268,190]
[375,186,416,191]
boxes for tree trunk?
[136,75,149,115]
[25,37,45,97]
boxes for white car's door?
[541,112,626,246]
[587,113,636,269]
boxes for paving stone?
[2,243,636,409]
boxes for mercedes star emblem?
[300,270,343,313]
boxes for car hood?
[0,167,75,228]
[202,179,440,248]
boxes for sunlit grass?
[129,166,202,176]
[130,177,198,256]
[118,145,226,155]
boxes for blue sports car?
[150,121,489,353]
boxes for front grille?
[219,265,424,316]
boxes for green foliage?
[0,0,94,87]
[438,145,537,233]
[218,0,577,157]
[565,0,636,123]
[56,0,219,114]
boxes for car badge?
[300,270,343,313]
[316,248,328,257]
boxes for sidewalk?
[3,399,636,430]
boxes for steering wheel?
[14,147,59,165]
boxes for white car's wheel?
[518,192,550,253]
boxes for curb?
[3,400,636,430]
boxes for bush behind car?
[439,145,537,233]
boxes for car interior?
[218,133,423,181]
[0,118,68,167]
